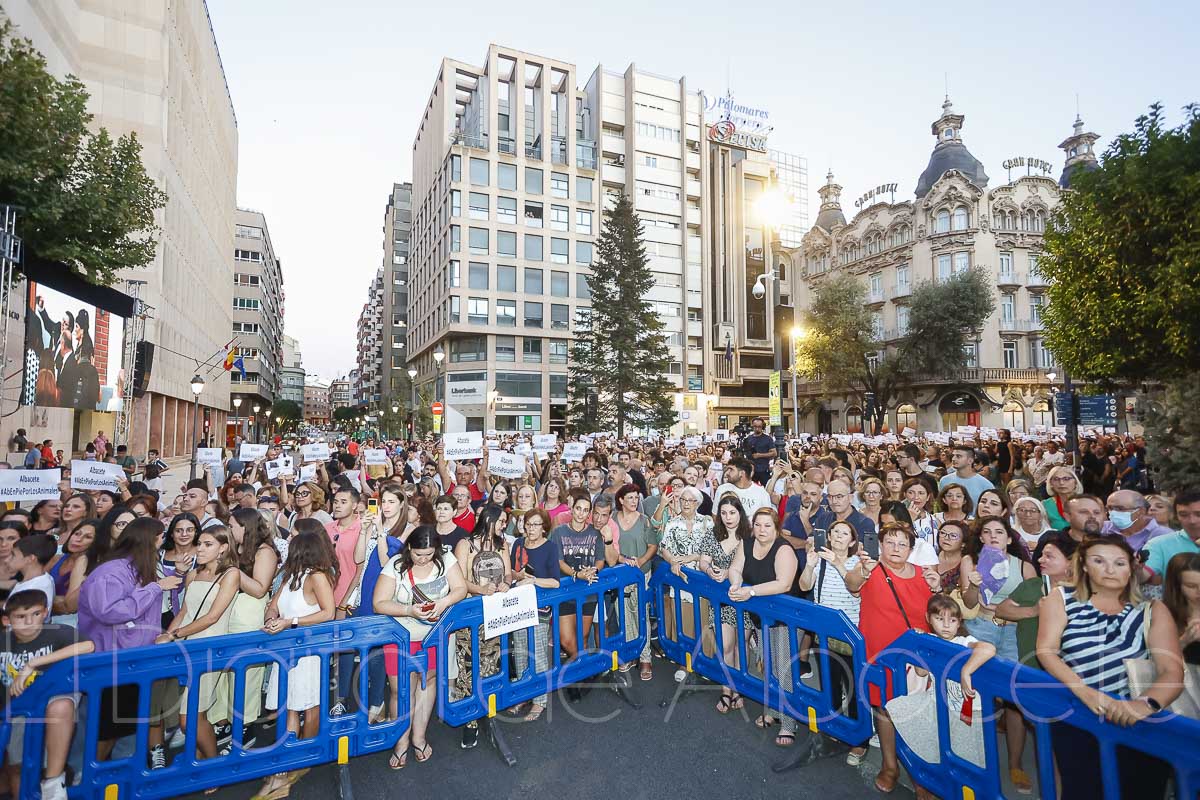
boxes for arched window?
[1006,211,1016,230]
[935,209,950,233]
[845,406,863,434]
[1034,210,1045,232]
[1031,399,1052,428]
[1003,400,1025,430]
[896,403,917,431]
[952,206,969,231]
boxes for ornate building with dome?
[792,99,1099,434]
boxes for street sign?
[1078,394,1118,427]
[431,401,444,416]
[768,371,782,427]
[1054,391,1075,426]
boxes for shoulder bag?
[1124,602,1200,719]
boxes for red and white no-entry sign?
[431,402,444,416]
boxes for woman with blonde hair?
[856,477,885,530]
[1042,466,1082,531]
[288,481,332,528]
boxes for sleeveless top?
[743,538,800,597]
[1058,586,1148,698]
[48,554,73,597]
[996,443,1012,472]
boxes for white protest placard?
[364,448,388,466]
[482,583,538,639]
[562,442,587,463]
[901,427,917,439]
[664,438,681,448]
[70,460,124,491]
[532,433,558,453]
[300,443,331,463]
[444,432,484,461]
[515,443,532,458]
[485,439,502,451]
[579,435,594,447]
[684,436,701,450]
[196,448,223,465]
[299,464,317,483]
[239,444,268,461]
[713,429,729,442]
[488,452,526,480]
[209,462,226,489]
[265,457,294,480]
[0,469,61,502]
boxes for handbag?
[1124,603,1200,719]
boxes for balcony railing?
[998,317,1044,333]
[450,130,488,151]
[498,137,516,155]
[889,283,912,300]
[865,289,886,305]
[577,141,597,170]
[997,270,1024,287]
[525,143,542,159]
[1027,269,1049,288]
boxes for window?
[576,210,592,234]
[451,225,461,252]
[524,301,543,328]
[551,172,569,198]
[497,265,517,292]
[550,205,569,231]
[450,154,461,182]
[449,296,460,323]
[575,274,591,300]
[469,157,489,186]
[1030,338,1054,369]
[551,270,569,297]
[497,196,517,224]
[551,303,570,330]
[234,249,263,262]
[954,252,969,274]
[653,301,681,317]
[637,181,681,201]
[1030,294,1045,323]
[522,338,542,363]
[467,297,489,325]
[232,322,260,334]
[498,163,517,190]
[468,192,489,220]
[524,201,543,227]
[1001,293,1015,322]
[495,335,516,362]
[551,237,569,264]
[1028,253,1043,281]
[871,312,883,339]
[897,306,910,335]
[550,374,568,399]
[468,262,489,289]
[450,189,462,218]
[524,267,543,294]
[497,230,517,257]
[952,206,969,230]
[667,361,683,375]
[233,297,260,310]
[577,176,593,203]
[635,121,681,142]
[497,299,517,326]
[963,342,977,368]
[896,404,917,430]
[576,241,593,264]
[935,209,951,233]
[869,272,882,295]
[525,234,543,261]
[496,371,541,398]
[999,252,1013,276]
[469,227,488,255]
[549,340,568,364]
[450,335,486,362]
[525,167,543,195]
[236,224,263,239]
[896,264,909,290]
[449,260,461,287]
[1003,340,1018,369]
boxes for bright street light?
[433,344,445,364]
[407,367,417,379]
[1047,371,1057,383]
[190,375,205,396]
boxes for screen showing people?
[22,283,125,411]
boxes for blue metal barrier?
[867,631,1200,800]
[648,563,874,745]
[425,564,648,727]
[2,617,423,800]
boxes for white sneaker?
[674,669,687,683]
[869,734,880,748]
[167,726,186,749]
[41,774,67,800]
[149,743,167,770]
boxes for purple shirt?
[78,557,163,652]
[1100,519,1174,553]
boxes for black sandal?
[728,693,744,710]
[716,693,733,714]
[754,714,776,729]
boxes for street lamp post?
[789,328,804,437]
[391,402,399,439]
[407,367,417,439]
[252,404,261,444]
[232,396,242,443]
[433,344,445,438]
[189,375,205,480]
[265,409,273,443]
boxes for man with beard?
[1039,494,1106,551]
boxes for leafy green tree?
[797,268,995,434]
[0,22,166,285]
[332,406,359,432]
[567,194,676,437]
[1041,103,1200,382]
[1140,375,1200,494]
[271,399,302,432]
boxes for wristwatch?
[749,588,756,597]
[290,617,299,629]
[1140,695,1162,712]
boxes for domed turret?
[1058,114,1100,188]
[814,170,846,230]
[914,97,989,198]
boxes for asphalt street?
[201,665,909,800]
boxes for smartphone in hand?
[812,528,828,552]
[861,530,880,560]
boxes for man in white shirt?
[713,457,772,516]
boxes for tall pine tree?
[568,194,677,437]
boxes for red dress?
[858,564,932,706]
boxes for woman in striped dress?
[1036,536,1183,800]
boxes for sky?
[206,0,1199,381]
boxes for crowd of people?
[0,422,1197,800]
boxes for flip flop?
[523,703,545,722]
[413,743,433,763]
[754,714,776,729]
[388,746,408,770]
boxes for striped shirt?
[813,555,861,626]
[1058,587,1148,698]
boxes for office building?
[279,334,305,405]
[231,208,285,412]
[1,0,239,458]
[355,269,384,408]
[303,378,331,427]
[791,99,1098,433]
[382,183,413,399]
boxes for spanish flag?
[223,349,237,371]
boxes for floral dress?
[700,530,741,625]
